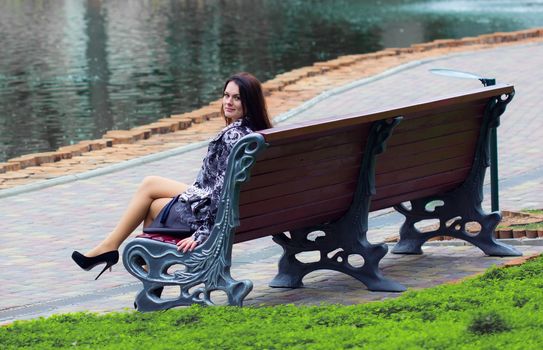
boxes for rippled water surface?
[1,0,543,161]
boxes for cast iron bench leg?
[392,91,521,257]
[123,237,253,311]
[392,196,520,257]
[269,224,406,292]
[270,117,406,292]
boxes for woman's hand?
[177,236,199,253]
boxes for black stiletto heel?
[71,250,119,280]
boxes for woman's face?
[223,81,244,121]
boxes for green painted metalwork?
[477,77,499,212]
[269,117,406,292]
[123,133,268,310]
[391,89,521,257]
[430,68,500,211]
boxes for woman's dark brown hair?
[221,72,272,131]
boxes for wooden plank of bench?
[376,154,474,187]
[257,127,369,161]
[249,142,364,176]
[377,140,476,172]
[375,167,471,199]
[238,194,352,233]
[387,118,481,146]
[244,155,361,190]
[240,166,359,204]
[371,182,460,210]
[391,102,485,134]
[257,84,513,143]
[240,181,357,218]
[379,129,479,158]
[234,210,345,243]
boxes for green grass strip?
[498,222,543,230]
[521,209,543,215]
[2,255,543,349]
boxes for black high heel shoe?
[71,250,119,280]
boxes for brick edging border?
[1,27,543,174]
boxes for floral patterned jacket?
[179,117,254,244]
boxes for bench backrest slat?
[255,127,368,161]
[235,124,373,242]
[238,194,353,234]
[232,84,514,243]
[370,94,492,210]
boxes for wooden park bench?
[123,83,518,311]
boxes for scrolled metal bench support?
[123,134,268,311]
[270,117,406,292]
[392,91,521,257]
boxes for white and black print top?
[179,117,254,244]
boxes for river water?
[1,0,542,161]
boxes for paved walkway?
[1,41,543,324]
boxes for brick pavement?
[1,40,543,325]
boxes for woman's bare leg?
[85,176,188,257]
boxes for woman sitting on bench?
[72,72,272,280]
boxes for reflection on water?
[1,0,542,161]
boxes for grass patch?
[2,255,543,349]
[521,209,543,215]
[497,222,543,230]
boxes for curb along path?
[1,28,543,192]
